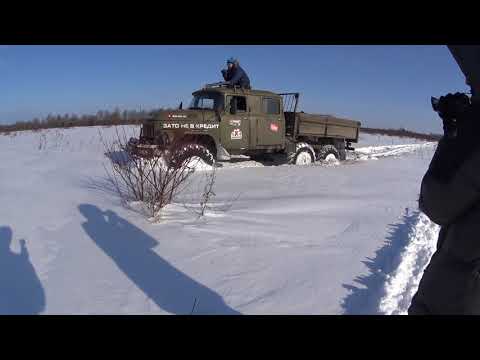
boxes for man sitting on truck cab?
[221,57,251,89]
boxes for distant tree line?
[361,127,441,141]
[0,107,169,133]
[0,107,442,141]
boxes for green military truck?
[129,83,361,165]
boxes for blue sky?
[0,45,468,133]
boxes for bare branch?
[98,128,214,220]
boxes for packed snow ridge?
[378,213,439,315]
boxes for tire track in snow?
[193,142,438,171]
[352,142,436,161]
[378,213,439,315]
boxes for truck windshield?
[189,93,223,111]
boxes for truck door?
[221,95,250,150]
[256,96,284,146]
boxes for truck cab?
[204,87,286,156]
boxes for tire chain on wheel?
[316,144,341,161]
[289,142,315,164]
[171,143,215,168]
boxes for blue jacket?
[221,65,251,89]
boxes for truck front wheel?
[170,143,215,168]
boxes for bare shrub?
[199,167,216,216]
[99,127,211,220]
[38,132,47,150]
[179,164,241,219]
[52,129,65,149]
[180,162,218,218]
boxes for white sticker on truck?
[162,123,219,129]
[231,128,243,140]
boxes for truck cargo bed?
[285,111,361,143]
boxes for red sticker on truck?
[270,123,279,132]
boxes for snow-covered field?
[0,126,440,314]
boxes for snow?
[0,126,440,314]
[379,213,439,315]
[185,156,214,172]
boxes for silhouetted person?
[78,204,240,315]
[409,46,480,314]
[0,226,46,315]
[221,57,251,89]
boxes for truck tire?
[290,142,315,165]
[171,143,215,168]
[334,140,347,161]
[317,144,343,162]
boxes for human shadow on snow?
[0,226,46,315]
[78,204,240,315]
[341,208,420,315]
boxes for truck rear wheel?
[335,140,347,161]
[317,144,343,162]
[170,143,215,168]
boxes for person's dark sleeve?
[227,68,243,85]
[221,69,232,81]
[420,139,480,226]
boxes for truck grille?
[142,123,155,139]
